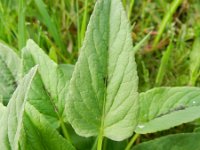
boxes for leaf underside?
[0,42,21,105]
[65,0,138,141]
[136,87,200,134]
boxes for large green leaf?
[0,66,38,149]
[136,87,200,134]
[65,0,138,141]
[22,40,74,128]
[0,41,21,105]
[133,133,200,150]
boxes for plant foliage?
[0,0,200,149]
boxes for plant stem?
[97,133,104,150]
[60,120,72,144]
[125,133,140,150]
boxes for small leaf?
[65,0,138,141]
[22,40,74,128]
[0,42,21,105]
[136,87,200,134]
[133,133,200,150]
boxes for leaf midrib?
[99,0,111,138]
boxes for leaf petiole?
[60,119,72,144]
[125,133,140,150]
[97,133,104,150]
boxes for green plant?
[1,0,200,150]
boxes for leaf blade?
[66,0,138,141]
[17,103,75,150]
[0,66,75,149]
[22,40,74,127]
[136,87,200,134]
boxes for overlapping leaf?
[22,40,74,127]
[65,0,138,141]
[0,66,38,149]
[133,133,200,150]
[136,87,200,134]
[0,42,21,105]
[0,66,75,150]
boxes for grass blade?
[80,0,89,46]
[128,0,135,19]
[155,37,173,86]
[153,0,183,49]
[189,32,200,86]
[18,0,26,50]
[133,32,151,53]
[33,0,69,56]
[76,0,81,50]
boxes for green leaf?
[0,66,75,150]
[65,124,95,150]
[65,0,138,141]
[0,66,38,149]
[136,87,200,134]
[0,41,21,105]
[22,40,74,128]
[18,103,75,150]
[133,133,200,150]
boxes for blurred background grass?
[0,0,200,91]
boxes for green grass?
[18,0,26,50]
[1,0,200,147]
[152,0,184,50]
